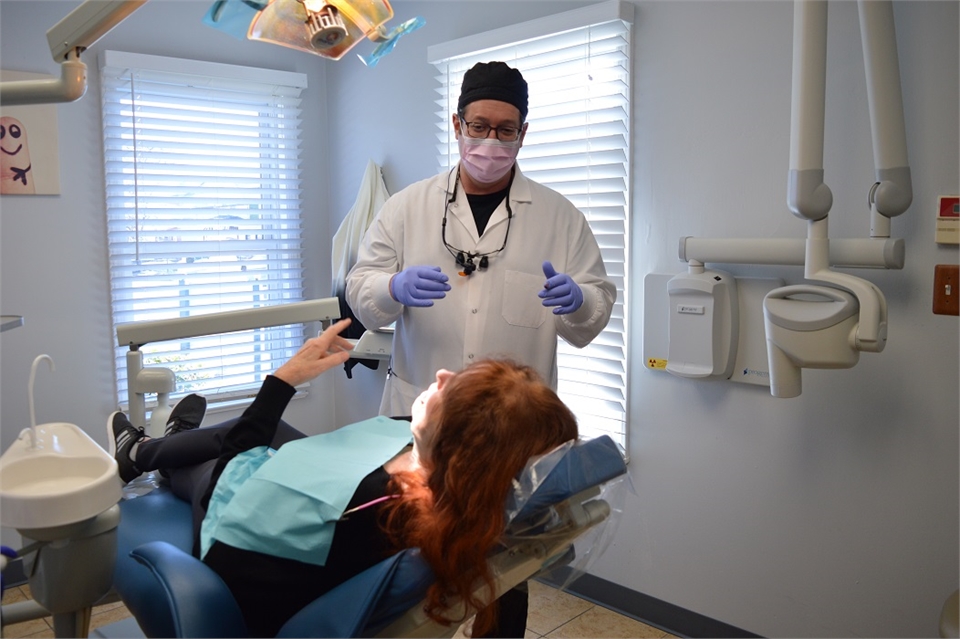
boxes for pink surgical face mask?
[457,135,520,184]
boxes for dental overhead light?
[203,0,425,67]
[0,0,423,106]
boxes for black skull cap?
[457,61,528,122]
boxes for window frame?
[99,50,309,412]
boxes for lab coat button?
[472,308,478,314]
[468,353,474,359]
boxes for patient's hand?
[274,319,354,387]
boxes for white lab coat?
[346,165,616,415]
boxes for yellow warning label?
[647,357,667,370]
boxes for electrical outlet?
[933,265,960,316]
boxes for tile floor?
[1,585,128,639]
[521,581,676,639]
[1,579,677,638]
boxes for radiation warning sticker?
[647,357,667,370]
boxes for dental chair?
[112,433,627,638]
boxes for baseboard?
[538,567,763,639]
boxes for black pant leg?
[134,424,231,472]
[477,583,529,638]
[269,419,307,449]
[135,417,305,474]
[165,458,219,553]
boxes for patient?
[109,319,578,637]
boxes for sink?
[0,422,121,529]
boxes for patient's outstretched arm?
[197,319,354,514]
[274,318,353,387]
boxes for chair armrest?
[127,541,249,638]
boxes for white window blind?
[100,51,308,408]
[429,2,632,448]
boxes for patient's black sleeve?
[198,374,297,516]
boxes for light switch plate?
[933,264,959,316]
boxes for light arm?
[0,0,147,107]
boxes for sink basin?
[0,422,121,529]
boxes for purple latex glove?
[390,265,451,307]
[1,546,17,593]
[539,261,584,315]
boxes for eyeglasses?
[458,115,523,142]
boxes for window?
[429,1,632,448]
[100,51,308,408]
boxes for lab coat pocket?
[502,270,547,329]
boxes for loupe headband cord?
[441,168,514,268]
[441,168,461,264]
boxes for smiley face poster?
[0,70,62,195]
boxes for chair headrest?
[507,435,627,525]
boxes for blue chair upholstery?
[115,488,434,638]
[128,542,249,638]
[114,487,195,634]
[113,436,627,638]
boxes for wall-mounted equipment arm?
[787,0,833,222]
[859,0,912,234]
[0,0,147,106]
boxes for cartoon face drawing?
[1,115,35,194]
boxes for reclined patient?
[108,319,579,637]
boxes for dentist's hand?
[274,319,354,387]
[539,261,583,315]
[390,266,451,307]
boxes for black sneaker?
[108,411,145,484]
[164,393,207,438]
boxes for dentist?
[347,61,615,416]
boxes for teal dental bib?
[200,416,412,566]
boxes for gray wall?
[2,1,957,637]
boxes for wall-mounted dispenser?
[763,285,860,398]
[665,267,739,379]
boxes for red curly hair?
[382,359,578,635]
